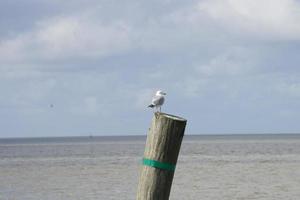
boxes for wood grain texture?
[137,112,187,200]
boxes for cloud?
[0,15,132,67]
[197,0,300,40]
[3,0,300,70]
[1,0,300,136]
[273,75,300,98]
[70,96,103,116]
[36,16,132,58]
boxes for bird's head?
[156,90,166,96]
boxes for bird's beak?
[163,92,166,95]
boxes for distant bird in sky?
[148,90,166,112]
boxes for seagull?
[148,90,166,112]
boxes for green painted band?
[142,158,176,171]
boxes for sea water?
[0,134,300,200]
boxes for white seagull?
[148,90,166,112]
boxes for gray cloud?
[1,0,300,137]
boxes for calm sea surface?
[1,134,300,200]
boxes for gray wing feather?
[152,95,164,106]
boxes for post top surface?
[155,112,187,122]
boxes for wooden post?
[137,112,187,200]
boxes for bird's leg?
[159,106,161,113]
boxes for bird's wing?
[152,95,164,106]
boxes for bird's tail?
[148,104,154,108]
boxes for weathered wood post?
[137,112,187,200]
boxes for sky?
[1,0,300,137]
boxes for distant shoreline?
[1,133,300,144]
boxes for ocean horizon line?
[1,132,300,140]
